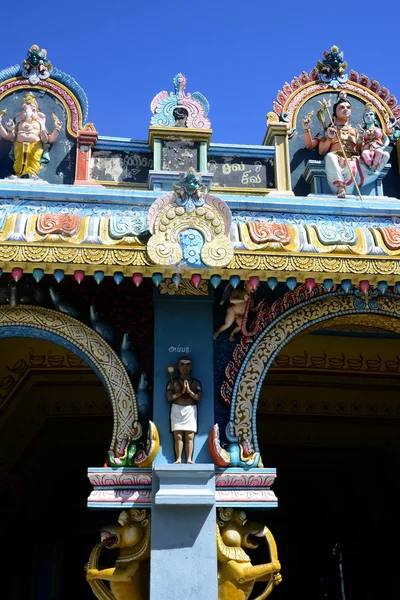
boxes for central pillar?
[150,287,217,599]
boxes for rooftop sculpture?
[150,73,211,129]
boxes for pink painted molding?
[87,467,278,507]
[215,468,277,506]
[215,471,276,488]
[87,467,153,508]
[88,489,152,506]
[215,490,278,504]
[88,470,152,487]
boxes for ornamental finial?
[21,44,51,84]
[150,74,211,129]
[315,45,348,88]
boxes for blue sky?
[1,0,399,145]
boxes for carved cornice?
[86,467,278,508]
[148,126,212,148]
[2,244,400,282]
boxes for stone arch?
[231,291,400,452]
[0,305,140,455]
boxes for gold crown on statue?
[22,92,38,107]
[363,102,376,115]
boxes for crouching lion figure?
[86,508,150,600]
[217,508,282,600]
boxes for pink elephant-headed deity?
[359,103,390,172]
[0,92,62,179]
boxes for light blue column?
[150,291,217,600]
[153,138,162,171]
[150,465,217,600]
[199,141,208,173]
[152,290,214,464]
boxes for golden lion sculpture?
[86,508,150,600]
[217,508,282,600]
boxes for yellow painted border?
[210,186,276,195]
[148,126,212,148]
[282,80,393,133]
[94,180,148,189]
[0,305,138,455]
[0,77,83,137]
[1,243,400,283]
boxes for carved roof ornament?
[150,73,211,129]
[315,45,348,89]
[146,169,233,268]
[172,168,207,213]
[270,45,400,142]
[0,44,90,129]
[21,44,51,84]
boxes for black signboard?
[91,150,153,184]
[207,156,275,189]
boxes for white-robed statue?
[302,91,390,199]
[167,356,202,464]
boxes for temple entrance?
[256,323,400,599]
[0,337,113,600]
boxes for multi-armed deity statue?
[166,356,202,464]
[0,92,62,179]
[302,90,390,199]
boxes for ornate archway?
[0,305,140,455]
[229,289,400,452]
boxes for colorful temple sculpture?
[0,44,399,599]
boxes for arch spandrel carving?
[0,305,140,456]
[228,291,400,454]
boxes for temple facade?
[0,44,399,599]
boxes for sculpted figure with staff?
[302,91,390,199]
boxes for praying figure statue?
[0,92,62,179]
[166,356,201,464]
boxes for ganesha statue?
[303,91,390,199]
[0,92,62,179]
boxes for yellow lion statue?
[86,508,150,600]
[217,508,282,600]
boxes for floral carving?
[247,222,291,245]
[311,222,357,246]
[37,214,81,236]
[376,227,400,250]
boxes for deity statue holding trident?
[302,91,390,199]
